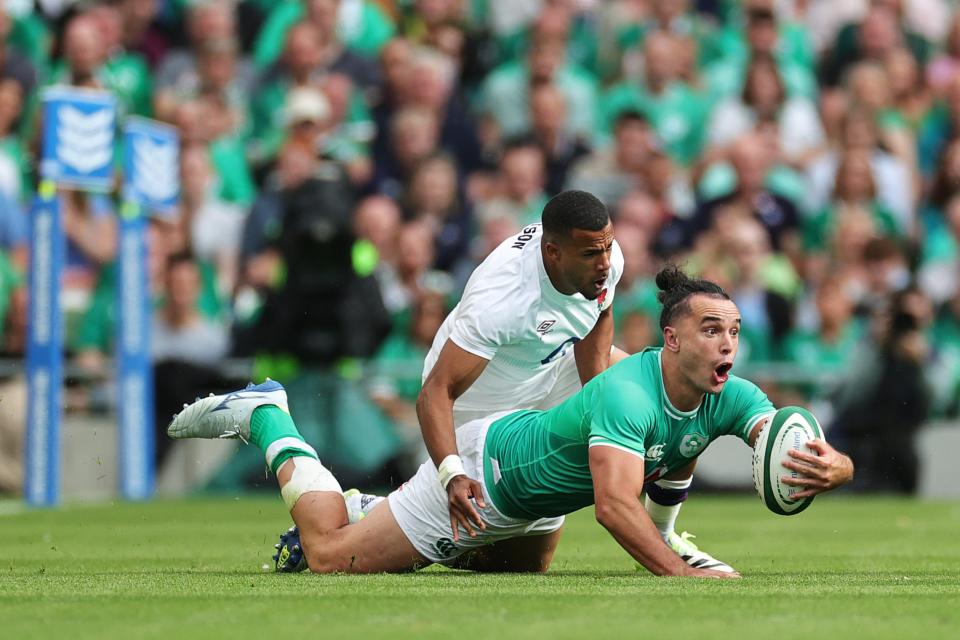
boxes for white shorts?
[451,353,582,427]
[388,414,565,564]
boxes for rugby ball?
[752,406,823,516]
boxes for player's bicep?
[421,339,491,400]
[589,443,646,502]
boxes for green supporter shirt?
[600,82,708,167]
[47,54,153,118]
[252,0,395,68]
[483,347,774,519]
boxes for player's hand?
[446,475,487,541]
[781,438,855,499]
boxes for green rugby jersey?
[483,348,774,519]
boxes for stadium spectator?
[174,99,256,207]
[566,110,653,209]
[72,214,224,376]
[0,77,26,203]
[372,105,442,198]
[479,31,597,142]
[705,54,825,168]
[527,82,591,197]
[402,152,472,273]
[117,0,171,70]
[233,136,389,364]
[49,10,152,118]
[475,140,548,227]
[804,149,902,263]
[154,36,250,138]
[252,0,395,68]
[689,133,801,256]
[832,286,932,494]
[155,1,247,109]
[372,45,479,179]
[152,251,230,367]
[366,289,449,470]
[806,107,914,231]
[61,190,118,297]
[929,288,960,416]
[784,278,864,375]
[822,1,931,88]
[0,6,37,107]
[381,220,450,321]
[247,22,326,168]
[602,30,707,167]
[702,2,818,102]
[919,194,960,304]
[604,223,659,344]
[886,47,933,134]
[708,213,795,363]
[845,61,916,171]
[178,142,247,296]
[926,10,960,91]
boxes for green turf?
[1,495,958,639]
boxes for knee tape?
[645,476,692,506]
[280,457,343,511]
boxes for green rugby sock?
[250,406,318,474]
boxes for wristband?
[437,454,467,490]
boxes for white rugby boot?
[167,379,289,441]
[668,531,737,573]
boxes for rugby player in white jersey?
[168,266,854,576]
[415,189,623,541]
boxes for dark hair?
[742,53,785,107]
[656,265,730,330]
[166,250,197,272]
[613,108,649,130]
[541,190,609,238]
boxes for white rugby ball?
[752,406,823,516]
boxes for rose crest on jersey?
[597,288,608,310]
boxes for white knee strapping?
[265,437,318,470]
[280,457,343,511]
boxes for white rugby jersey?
[422,223,624,416]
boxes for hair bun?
[655,265,690,297]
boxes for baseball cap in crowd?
[283,87,330,127]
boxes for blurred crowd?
[2,0,960,493]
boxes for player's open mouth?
[712,363,732,384]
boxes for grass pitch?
[1,495,958,640]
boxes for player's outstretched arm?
[417,339,491,540]
[747,418,855,500]
[574,306,614,383]
[588,445,740,578]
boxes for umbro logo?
[536,320,556,335]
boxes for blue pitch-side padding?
[117,207,154,501]
[25,191,64,507]
[122,117,179,215]
[39,87,116,190]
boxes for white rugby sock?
[644,477,693,542]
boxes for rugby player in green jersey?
[169,266,854,577]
